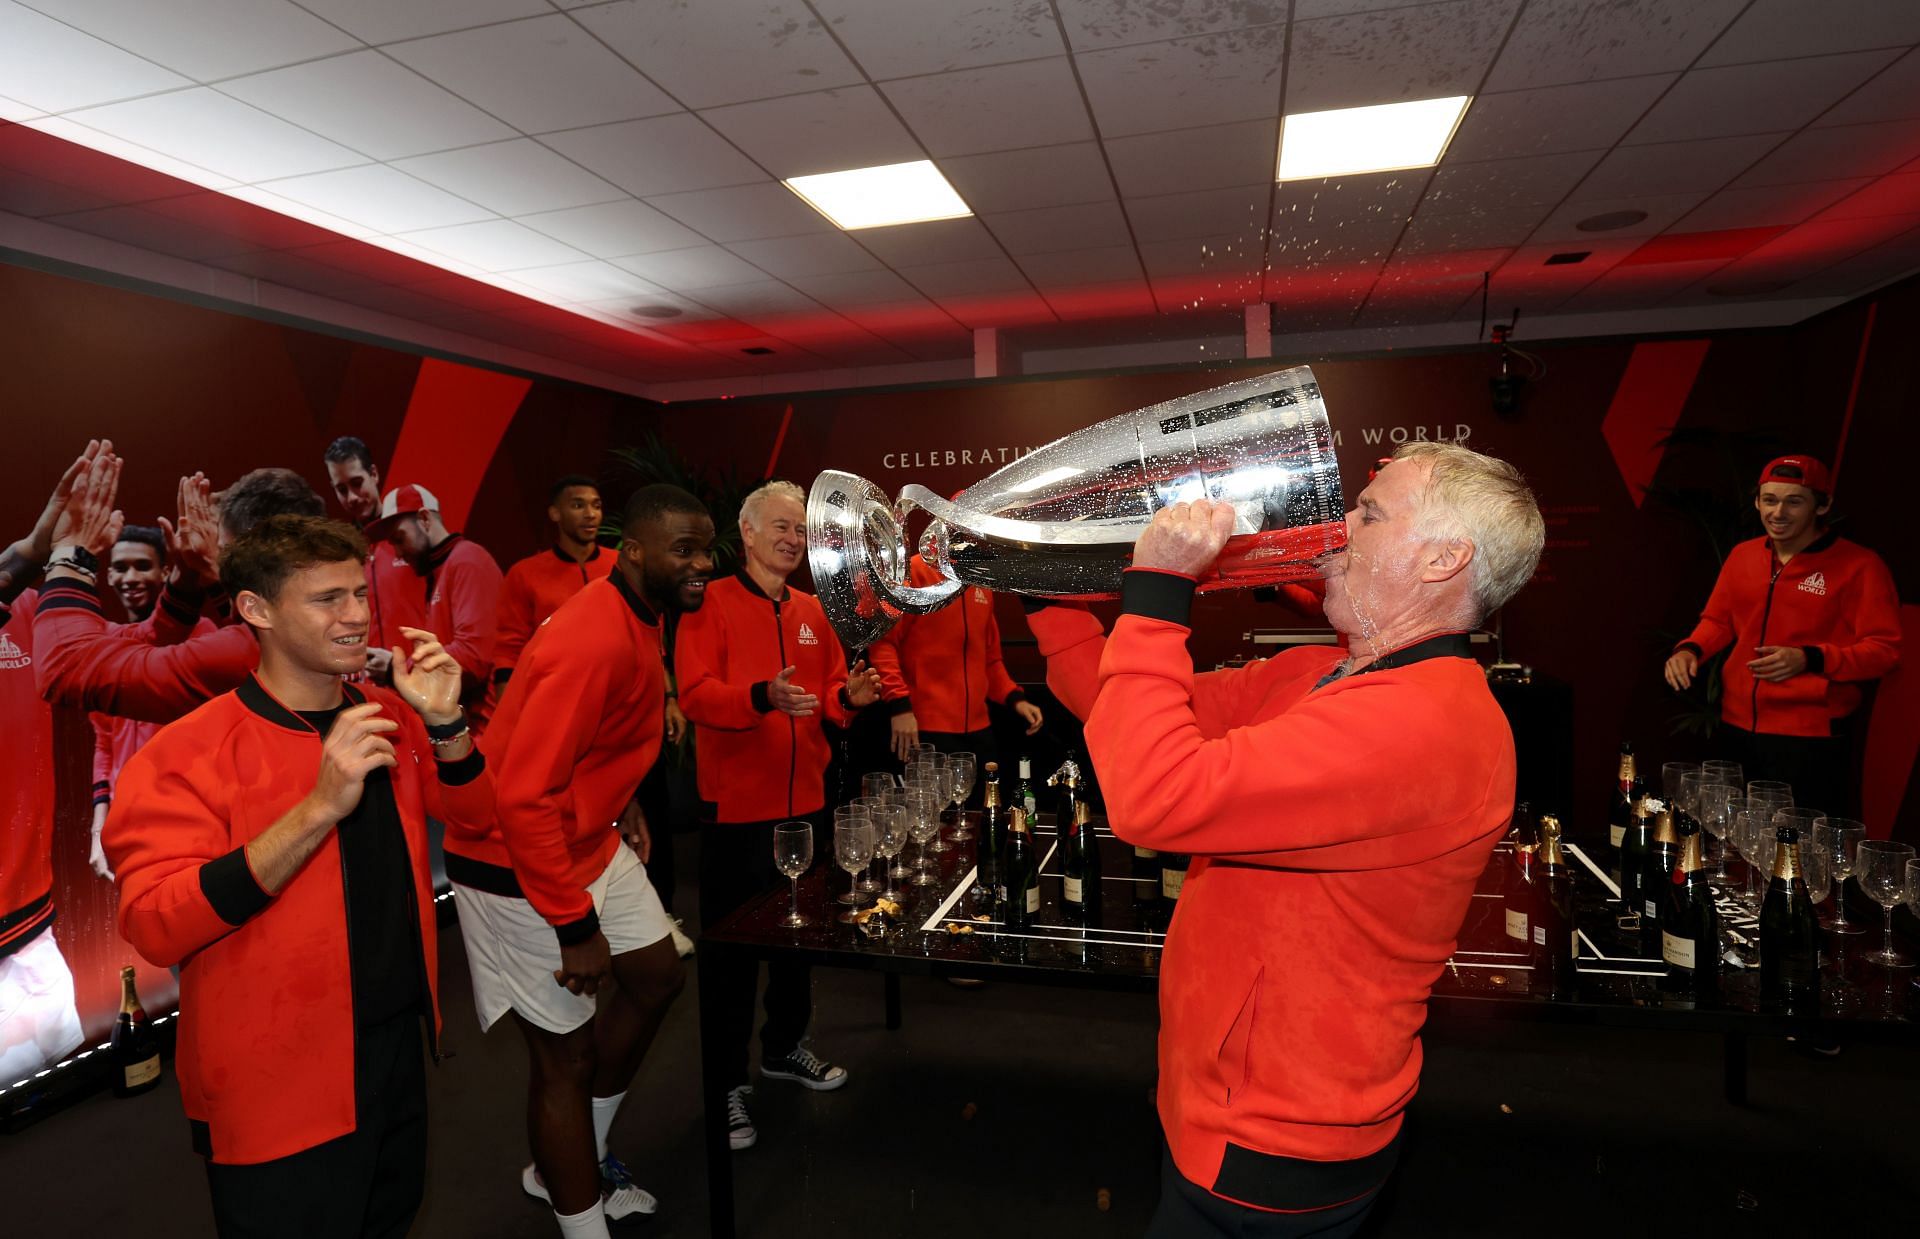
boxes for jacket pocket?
[1216,966,1264,1108]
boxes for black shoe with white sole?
[760,1045,848,1091]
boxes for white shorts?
[452,845,672,1035]
[0,926,85,1085]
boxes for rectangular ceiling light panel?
[1277,96,1472,181]
[785,159,972,230]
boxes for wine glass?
[832,807,872,906]
[1747,779,1793,804]
[862,772,896,800]
[919,754,953,854]
[1855,839,1915,968]
[947,752,978,843]
[834,819,875,924]
[1662,761,1698,805]
[1740,792,1792,909]
[881,790,914,882]
[873,800,910,902]
[1696,784,1738,885]
[1814,817,1867,934]
[1702,759,1743,790]
[904,789,942,886]
[850,798,889,894]
[1799,831,1830,907]
[774,821,813,928]
[1905,859,1920,940]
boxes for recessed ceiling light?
[1544,251,1590,266]
[629,304,683,318]
[1576,209,1648,232]
[741,345,775,355]
[784,159,971,230]
[1276,96,1472,182]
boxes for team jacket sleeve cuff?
[837,686,855,713]
[1005,689,1028,708]
[1674,641,1704,658]
[750,681,773,713]
[553,908,601,948]
[200,846,272,926]
[158,577,206,626]
[1802,645,1825,675]
[36,581,104,614]
[1121,568,1197,626]
[91,780,112,808]
[491,667,513,686]
[435,747,486,785]
[886,695,914,717]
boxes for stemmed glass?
[1747,779,1792,803]
[862,772,896,800]
[947,752,978,843]
[1814,817,1867,934]
[904,788,942,886]
[1740,791,1792,910]
[1906,859,1920,952]
[834,819,875,924]
[848,798,884,894]
[773,821,813,928]
[881,791,913,882]
[873,800,910,902]
[832,807,872,906]
[1701,760,1744,791]
[1662,761,1698,806]
[1696,784,1738,885]
[918,754,953,853]
[1856,839,1915,968]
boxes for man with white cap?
[371,483,504,731]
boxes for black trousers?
[1719,722,1853,818]
[637,755,677,913]
[204,1014,427,1239]
[921,727,998,811]
[699,812,829,1084]
[1147,1140,1392,1239]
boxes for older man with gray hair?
[1028,441,1544,1238]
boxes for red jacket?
[675,572,855,823]
[91,614,218,808]
[1033,572,1512,1203]
[1678,532,1901,737]
[103,677,493,1164]
[0,590,56,958]
[867,554,1026,734]
[493,545,618,681]
[418,535,503,714]
[450,573,664,938]
[367,534,428,652]
[35,579,258,723]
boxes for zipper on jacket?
[336,834,362,1126]
[1752,555,1785,732]
[773,595,796,817]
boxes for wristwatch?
[47,545,100,575]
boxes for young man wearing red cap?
[1665,455,1900,815]
[324,436,427,683]
[372,483,504,728]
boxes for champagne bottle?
[1045,753,1082,825]
[1614,779,1651,919]
[1132,841,1162,914]
[1760,825,1821,1015]
[1504,802,1537,948]
[1004,807,1037,930]
[1016,757,1039,819]
[1660,819,1718,996]
[979,763,1002,904]
[1607,743,1637,869]
[1160,850,1190,903]
[1533,815,1577,1000]
[1641,802,1680,956]
[111,964,161,1098]
[1061,799,1101,925]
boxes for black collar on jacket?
[733,566,790,605]
[551,543,603,566]
[1360,631,1475,673]
[419,532,463,576]
[238,673,367,734]
[611,566,660,628]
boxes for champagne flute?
[1856,839,1915,968]
[921,753,953,853]
[874,800,910,902]
[862,772,895,800]
[849,798,884,894]
[1702,759,1743,790]
[1662,761,1698,806]
[947,752,978,843]
[1697,783,1738,885]
[832,808,872,906]
[881,790,913,881]
[774,821,813,928]
[1747,779,1792,804]
[1814,817,1867,934]
[904,789,942,886]
[834,819,875,924]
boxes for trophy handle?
[806,470,961,651]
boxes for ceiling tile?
[1125,185,1269,243]
[0,167,117,216]
[393,139,625,217]
[1816,47,1920,127]
[1819,172,1920,221]
[1672,180,1872,232]
[397,219,592,270]
[1138,233,1262,279]
[1285,0,1519,114]
[699,86,924,180]
[938,142,1114,212]
[217,51,515,162]
[785,268,924,308]
[20,0,358,80]
[726,232,883,278]
[1055,0,1285,50]
[1016,245,1144,285]
[0,2,190,112]
[64,89,368,182]
[293,0,551,44]
[219,188,381,240]
[1625,50,1901,145]
[809,0,1066,78]
[933,290,1058,328]
[612,245,775,289]
[1485,0,1747,92]
[517,199,706,258]
[1556,258,1733,312]
[1732,121,1920,188]
[853,217,1007,266]
[1528,192,1709,244]
[258,164,495,233]
[578,295,727,328]
[1445,75,1675,162]
[1269,172,1423,266]
[23,115,240,190]
[53,203,261,262]
[1396,205,1539,256]
[571,0,865,109]
[1697,0,1920,67]
[645,181,834,242]
[880,58,1092,157]
[692,279,825,319]
[541,114,767,199]
[1075,25,1285,138]
[1040,281,1158,320]
[0,93,45,122]
[896,256,1034,297]
[1425,150,1601,211]
[493,260,667,303]
[1574,134,1784,199]
[982,200,1132,254]
[1104,118,1275,196]
[384,14,680,134]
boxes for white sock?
[554,1201,610,1239]
[591,1092,624,1164]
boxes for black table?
[696,815,1918,1238]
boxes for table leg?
[698,945,736,1239]
[1722,1032,1748,1106]
[884,972,901,1031]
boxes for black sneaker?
[726,1085,757,1150]
[760,1045,848,1091]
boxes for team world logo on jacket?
[972,587,989,604]
[1798,572,1827,596]
[797,622,819,645]
[0,632,28,670]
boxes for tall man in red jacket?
[675,480,881,1151]
[1665,455,1899,816]
[370,483,503,727]
[102,514,493,1238]
[446,484,707,1238]
[325,435,427,683]
[1028,443,1544,1237]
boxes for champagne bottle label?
[1643,899,1657,919]
[124,1056,161,1089]
[1161,868,1185,900]
[1024,886,1039,915]
[1609,825,1625,848]
[1063,875,1084,904]
[1661,931,1696,971]
[1505,909,1528,941]
[1024,793,1038,816]
[1532,924,1546,946]
[1135,845,1158,860]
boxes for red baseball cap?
[1756,455,1832,497]
[368,483,440,537]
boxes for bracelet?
[428,727,471,749]
[48,545,100,576]
[424,716,468,742]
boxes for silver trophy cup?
[807,365,1346,651]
